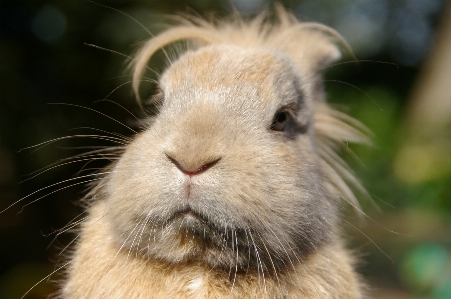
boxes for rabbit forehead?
[160,45,300,111]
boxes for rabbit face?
[105,45,335,272]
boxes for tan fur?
[63,202,360,299]
[59,7,366,299]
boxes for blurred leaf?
[400,243,449,293]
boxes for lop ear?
[268,22,350,74]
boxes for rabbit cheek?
[105,148,230,266]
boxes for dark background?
[1,0,450,298]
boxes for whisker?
[93,98,149,128]
[23,147,120,177]
[325,79,383,111]
[318,59,399,73]
[244,228,251,275]
[20,153,118,183]
[18,134,127,154]
[19,177,104,212]
[342,218,394,263]
[367,191,396,210]
[43,211,89,238]
[58,233,81,256]
[21,260,73,299]
[255,230,280,286]
[87,0,172,64]
[95,217,144,289]
[56,216,89,238]
[136,215,151,257]
[69,126,132,142]
[266,225,297,274]
[103,80,133,99]
[48,103,138,133]
[127,215,145,261]
[229,229,239,297]
[1,172,110,213]
[248,231,266,292]
[84,43,161,79]
[338,194,408,236]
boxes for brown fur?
[59,7,366,299]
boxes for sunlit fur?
[60,7,367,299]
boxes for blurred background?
[0,0,450,298]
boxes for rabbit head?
[98,9,366,273]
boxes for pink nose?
[165,153,221,176]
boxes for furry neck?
[61,201,361,299]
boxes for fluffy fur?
[60,7,367,299]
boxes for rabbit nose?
[165,153,221,176]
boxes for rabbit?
[59,6,368,299]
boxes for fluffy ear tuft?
[270,5,352,73]
[131,8,352,100]
[132,27,216,103]
[268,26,347,75]
[131,7,354,105]
[288,25,343,71]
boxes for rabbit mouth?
[169,207,213,234]
[175,208,205,223]
[143,207,296,271]
[170,206,202,219]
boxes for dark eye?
[270,110,289,131]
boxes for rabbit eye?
[271,110,289,131]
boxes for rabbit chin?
[136,214,243,268]
[117,208,285,272]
